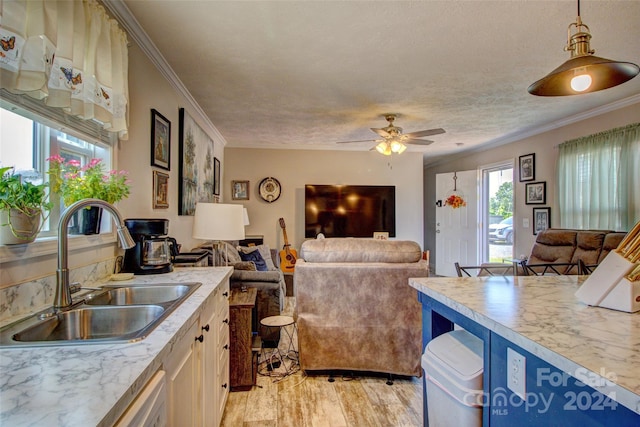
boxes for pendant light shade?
[528,1,639,96]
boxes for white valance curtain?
[557,123,640,231]
[0,0,129,139]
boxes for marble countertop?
[0,267,232,427]
[409,275,640,415]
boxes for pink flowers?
[47,157,131,206]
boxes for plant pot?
[70,206,103,235]
[0,208,42,244]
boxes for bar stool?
[259,315,299,378]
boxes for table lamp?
[193,203,245,266]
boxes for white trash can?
[422,330,484,427]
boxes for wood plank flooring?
[221,371,423,427]
[221,296,424,426]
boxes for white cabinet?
[165,320,200,426]
[114,370,167,427]
[165,277,230,427]
[200,280,230,427]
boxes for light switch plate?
[507,347,526,400]
[523,218,530,228]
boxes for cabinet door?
[200,293,218,427]
[165,320,200,427]
[214,280,230,426]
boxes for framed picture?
[178,108,216,215]
[533,207,551,235]
[525,181,546,205]
[153,170,169,209]
[213,157,220,196]
[151,109,171,170]
[231,180,249,200]
[519,153,535,182]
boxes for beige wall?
[0,43,224,287]
[424,101,640,267]
[223,148,425,251]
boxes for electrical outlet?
[507,347,526,400]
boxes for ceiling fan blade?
[336,139,379,144]
[405,138,434,146]
[404,128,446,138]
[371,128,391,138]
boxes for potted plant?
[47,156,131,234]
[0,167,52,244]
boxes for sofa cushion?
[528,229,577,264]
[570,231,606,266]
[231,261,257,271]
[300,238,422,263]
[599,232,626,263]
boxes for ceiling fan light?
[390,140,405,153]
[375,141,389,154]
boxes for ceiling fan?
[337,114,445,155]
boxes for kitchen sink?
[84,284,195,306]
[0,282,201,347]
[12,305,165,342]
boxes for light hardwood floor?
[221,297,424,426]
[221,370,423,427]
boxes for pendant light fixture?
[528,0,639,96]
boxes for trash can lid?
[425,329,483,379]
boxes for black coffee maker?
[122,218,179,275]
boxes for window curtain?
[0,0,129,140]
[557,123,640,231]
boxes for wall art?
[525,181,546,205]
[153,170,169,209]
[519,153,535,182]
[151,109,170,171]
[231,180,249,200]
[533,207,551,235]
[178,108,215,215]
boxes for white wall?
[223,148,425,251]
[423,101,640,267]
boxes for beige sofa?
[294,238,429,377]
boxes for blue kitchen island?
[409,275,640,426]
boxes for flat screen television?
[305,185,396,238]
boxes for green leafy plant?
[47,156,131,206]
[0,166,52,241]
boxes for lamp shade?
[243,208,250,226]
[192,203,245,241]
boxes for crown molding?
[424,93,640,168]
[102,0,227,146]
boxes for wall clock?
[258,177,281,203]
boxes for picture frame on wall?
[519,153,535,182]
[151,109,171,171]
[231,180,249,200]
[533,207,551,235]
[525,181,546,205]
[213,157,220,196]
[153,170,169,209]
[178,108,216,215]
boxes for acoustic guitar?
[278,218,297,273]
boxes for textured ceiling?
[119,0,640,165]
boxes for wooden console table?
[229,287,259,391]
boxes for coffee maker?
[122,218,179,275]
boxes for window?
[557,123,640,231]
[1,96,114,240]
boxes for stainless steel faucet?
[54,198,135,309]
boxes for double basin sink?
[0,282,201,347]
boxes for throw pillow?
[238,244,275,270]
[239,249,268,271]
[231,261,257,271]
